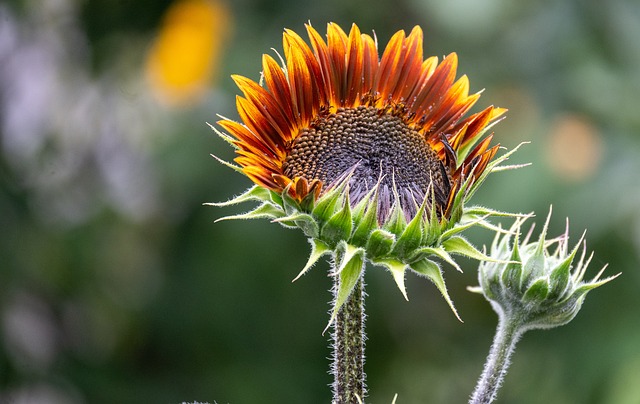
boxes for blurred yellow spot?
[146,0,232,106]
[545,114,604,182]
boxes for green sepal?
[392,198,427,259]
[456,117,506,164]
[334,242,365,274]
[327,244,365,328]
[350,196,379,248]
[522,231,548,285]
[441,235,492,262]
[384,200,408,237]
[464,205,515,217]
[479,263,502,301]
[312,184,343,223]
[466,142,529,203]
[366,229,395,259]
[448,178,471,223]
[209,153,244,174]
[373,258,408,301]
[214,202,284,222]
[440,214,492,242]
[299,187,318,212]
[269,190,284,207]
[351,184,378,224]
[412,246,463,273]
[209,121,238,148]
[320,194,353,246]
[573,273,620,296]
[273,212,319,238]
[281,184,303,216]
[205,185,272,207]
[523,277,550,303]
[411,258,461,321]
[423,199,442,246]
[546,243,579,300]
[501,238,523,294]
[292,238,331,282]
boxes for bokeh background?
[1,0,639,402]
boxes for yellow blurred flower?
[146,0,232,106]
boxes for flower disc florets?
[476,210,619,330]
[211,22,523,318]
[282,105,451,221]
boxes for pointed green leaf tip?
[523,277,550,303]
[321,192,353,246]
[205,185,272,207]
[441,235,493,262]
[213,202,284,222]
[392,196,428,258]
[327,243,365,328]
[374,258,409,301]
[411,259,461,322]
[292,239,331,282]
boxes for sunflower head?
[211,22,520,318]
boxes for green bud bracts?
[475,209,620,331]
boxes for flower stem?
[332,275,366,404]
[470,313,524,404]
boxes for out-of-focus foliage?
[0,0,638,403]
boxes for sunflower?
[212,22,516,317]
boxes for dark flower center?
[283,106,451,220]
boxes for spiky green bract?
[474,208,620,331]
[210,144,527,320]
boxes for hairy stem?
[470,314,524,404]
[332,275,366,404]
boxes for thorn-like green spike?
[350,184,380,247]
[208,121,238,147]
[326,246,364,331]
[441,235,493,262]
[292,239,331,282]
[374,258,409,301]
[502,230,523,293]
[547,238,581,299]
[205,185,272,207]
[333,242,364,275]
[413,246,463,273]
[210,153,244,174]
[272,209,319,236]
[523,278,550,303]
[384,185,408,236]
[214,202,284,222]
[393,194,427,259]
[523,208,551,281]
[411,259,462,322]
[312,185,343,223]
[321,192,353,246]
[423,194,441,245]
[366,229,395,259]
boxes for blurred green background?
[1,0,639,403]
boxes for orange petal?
[326,23,349,105]
[344,23,364,106]
[391,26,424,102]
[262,55,297,136]
[232,74,294,143]
[412,53,458,120]
[375,29,406,101]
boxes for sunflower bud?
[476,209,619,331]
